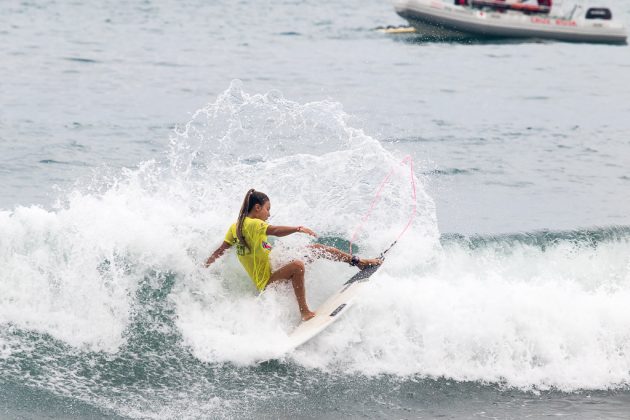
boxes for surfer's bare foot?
[301,310,316,321]
[357,258,382,270]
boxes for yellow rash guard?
[224,217,272,291]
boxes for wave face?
[1,83,630,418]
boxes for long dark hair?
[236,189,269,251]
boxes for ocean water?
[1,0,630,419]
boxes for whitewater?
[2,83,630,418]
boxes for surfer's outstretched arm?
[204,241,231,267]
[267,225,317,237]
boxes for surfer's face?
[251,200,271,221]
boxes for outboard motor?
[585,7,612,20]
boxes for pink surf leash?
[348,155,417,259]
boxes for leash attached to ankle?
[349,255,360,267]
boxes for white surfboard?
[276,265,381,356]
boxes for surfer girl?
[205,189,381,321]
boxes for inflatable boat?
[394,0,627,43]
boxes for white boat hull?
[395,0,627,43]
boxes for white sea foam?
[169,81,435,366]
[292,238,630,391]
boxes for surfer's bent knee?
[291,260,305,273]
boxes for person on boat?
[471,0,550,13]
[510,0,552,13]
[204,189,382,321]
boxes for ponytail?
[236,189,269,252]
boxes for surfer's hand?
[298,226,317,237]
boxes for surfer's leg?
[308,244,351,262]
[307,244,382,269]
[267,260,315,321]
